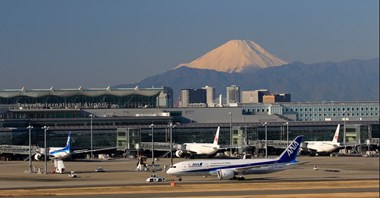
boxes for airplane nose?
[167,167,178,175]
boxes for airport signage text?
[18,102,108,109]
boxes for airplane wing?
[233,160,300,174]
[72,147,117,154]
[296,161,309,165]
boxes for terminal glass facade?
[0,87,173,110]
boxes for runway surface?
[0,156,378,197]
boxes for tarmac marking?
[0,180,378,197]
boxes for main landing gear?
[233,176,245,180]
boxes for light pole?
[89,114,94,159]
[244,125,248,145]
[228,112,233,155]
[343,111,346,153]
[285,122,289,146]
[42,126,49,174]
[263,122,268,159]
[168,122,175,167]
[27,125,33,173]
[149,124,155,165]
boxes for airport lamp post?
[343,111,346,153]
[168,122,175,167]
[244,126,248,145]
[263,122,268,159]
[27,125,33,173]
[150,124,155,165]
[228,112,233,155]
[89,114,94,159]
[42,126,49,174]
[285,122,289,146]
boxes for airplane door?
[204,163,209,169]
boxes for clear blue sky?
[0,0,378,89]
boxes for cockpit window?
[171,166,176,168]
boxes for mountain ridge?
[243,58,379,101]
[115,58,379,102]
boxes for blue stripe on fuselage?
[49,148,70,156]
[185,159,289,173]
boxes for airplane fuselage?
[37,147,71,159]
[49,148,71,159]
[185,143,220,155]
[305,141,340,153]
[166,158,291,177]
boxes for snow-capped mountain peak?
[177,40,287,73]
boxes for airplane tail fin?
[332,124,340,143]
[213,127,220,145]
[277,135,303,163]
[64,132,71,150]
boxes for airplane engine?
[301,142,308,150]
[216,169,235,180]
[175,150,184,158]
[34,153,43,161]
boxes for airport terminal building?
[0,87,379,158]
[0,86,173,111]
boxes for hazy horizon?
[0,0,378,89]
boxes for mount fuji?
[176,40,287,73]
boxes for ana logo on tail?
[287,141,300,157]
[277,135,303,163]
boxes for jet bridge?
[140,142,176,151]
[0,145,38,160]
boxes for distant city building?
[263,93,291,104]
[241,101,379,122]
[217,94,223,107]
[202,85,215,107]
[180,86,216,107]
[180,88,207,107]
[226,85,240,106]
[180,90,189,107]
[241,89,269,104]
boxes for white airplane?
[34,132,72,161]
[167,135,304,181]
[175,126,221,158]
[303,124,341,155]
[34,132,72,173]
